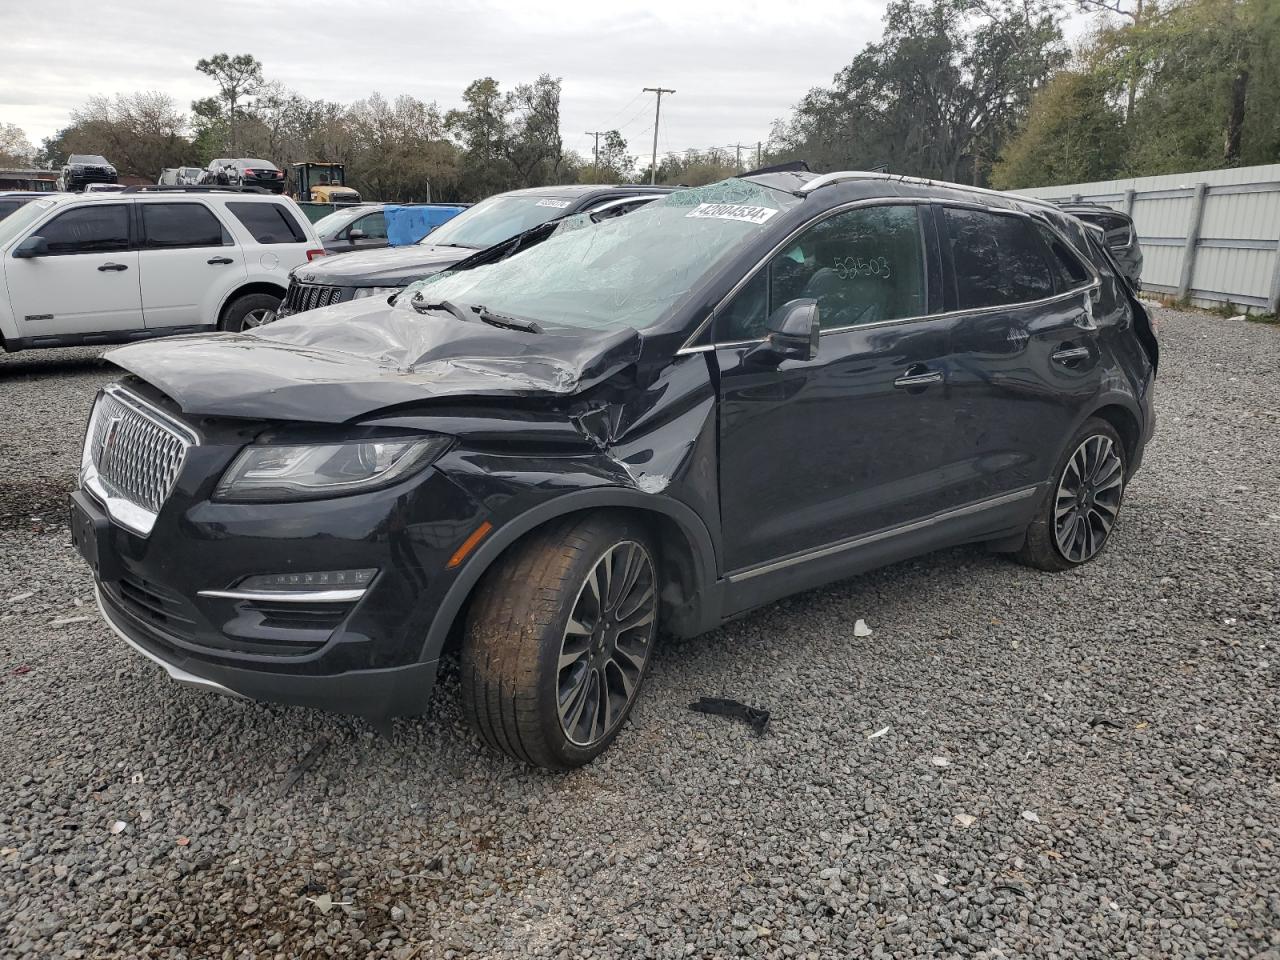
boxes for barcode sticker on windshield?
[685,203,778,224]
[535,198,572,208]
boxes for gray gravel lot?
[1,310,1278,959]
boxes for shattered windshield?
[400,179,798,333]
[418,193,579,249]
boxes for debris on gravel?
[2,312,1278,958]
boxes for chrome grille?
[84,386,195,533]
[285,281,345,313]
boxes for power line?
[584,130,606,177]
[642,87,675,185]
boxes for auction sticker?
[685,203,778,224]
[535,198,572,208]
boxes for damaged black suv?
[72,171,1157,769]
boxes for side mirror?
[348,229,366,241]
[12,236,49,259]
[746,298,820,364]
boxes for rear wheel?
[461,514,658,769]
[1016,418,1126,571]
[220,293,280,332]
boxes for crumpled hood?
[297,244,468,286]
[106,299,643,423]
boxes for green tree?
[770,0,1066,185]
[0,122,35,166]
[992,69,1126,187]
[579,130,636,183]
[194,53,264,154]
[38,93,192,179]
[445,78,513,198]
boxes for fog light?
[236,568,377,592]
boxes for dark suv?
[72,171,1157,769]
[277,184,671,317]
[61,154,117,192]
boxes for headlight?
[351,286,401,301]
[215,436,452,502]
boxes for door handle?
[893,366,943,389]
[97,262,128,272]
[207,256,234,265]
[1051,345,1091,365]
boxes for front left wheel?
[461,514,659,769]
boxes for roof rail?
[796,170,1048,207]
[121,184,271,195]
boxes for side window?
[355,212,387,239]
[1034,223,1092,291]
[717,204,927,341]
[36,204,130,255]
[943,208,1054,310]
[141,203,230,249]
[226,202,307,244]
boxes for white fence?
[1016,163,1280,315]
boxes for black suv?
[72,171,1157,769]
[200,159,286,194]
[277,184,671,317]
[1058,202,1143,288]
[61,154,117,192]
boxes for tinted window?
[0,200,23,220]
[944,208,1054,310]
[38,204,130,255]
[718,204,928,341]
[422,194,578,249]
[1035,223,1091,290]
[353,211,387,239]
[226,202,307,244]
[142,203,229,248]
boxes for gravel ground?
[1,310,1277,960]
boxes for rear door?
[715,201,961,573]
[5,202,142,335]
[939,205,1103,501]
[137,200,245,329]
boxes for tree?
[769,0,1066,185]
[638,148,737,186]
[346,93,459,201]
[445,78,513,198]
[992,69,1126,187]
[579,130,635,183]
[39,94,192,178]
[504,74,566,187]
[0,123,35,166]
[194,53,264,154]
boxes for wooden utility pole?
[728,143,751,172]
[642,87,675,184]
[584,130,605,179]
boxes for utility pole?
[642,87,675,185]
[756,141,761,168]
[584,130,605,180]
[728,143,751,172]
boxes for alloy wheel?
[243,308,276,328]
[1053,434,1124,563]
[557,540,656,747]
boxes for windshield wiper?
[471,304,542,334]
[411,297,470,323]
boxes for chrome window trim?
[726,486,1039,583]
[681,194,1103,352]
[196,587,367,603]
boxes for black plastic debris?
[689,696,770,736]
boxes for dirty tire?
[461,513,658,770]
[1015,417,1127,572]
[219,293,281,332]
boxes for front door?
[715,202,960,574]
[5,202,142,336]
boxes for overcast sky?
[2,0,900,161]
[4,1,1097,162]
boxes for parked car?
[200,159,286,194]
[1058,202,1143,288]
[0,187,325,351]
[60,154,117,192]
[72,171,1157,768]
[159,167,205,186]
[311,204,390,254]
[0,191,56,221]
[277,184,672,317]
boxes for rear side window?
[943,208,1054,310]
[354,212,387,239]
[1034,223,1092,290]
[142,203,230,248]
[38,204,130,255]
[226,202,307,244]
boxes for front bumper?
[96,585,439,716]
